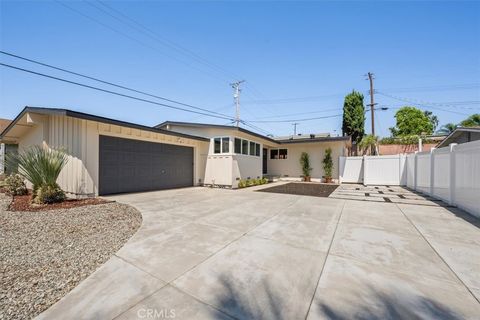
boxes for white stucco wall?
[165,125,269,188]
[267,141,347,180]
[17,113,208,197]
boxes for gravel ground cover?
[0,193,142,320]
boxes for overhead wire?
[0,63,235,121]
[376,91,472,116]
[54,0,231,85]
[0,51,233,118]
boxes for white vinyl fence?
[339,140,480,217]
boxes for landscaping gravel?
[0,193,142,320]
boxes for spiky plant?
[6,146,68,203]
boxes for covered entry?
[99,135,193,195]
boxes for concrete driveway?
[38,185,480,319]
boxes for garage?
[99,135,194,195]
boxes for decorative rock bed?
[0,193,142,320]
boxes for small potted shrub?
[322,148,333,183]
[300,152,312,182]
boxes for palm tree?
[358,135,378,155]
[436,123,457,135]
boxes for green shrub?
[34,184,66,204]
[4,174,27,196]
[6,146,68,204]
[238,180,246,188]
[300,152,312,178]
[322,148,333,179]
[261,177,268,184]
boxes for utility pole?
[292,122,299,136]
[367,72,376,137]
[230,80,245,127]
[366,72,377,155]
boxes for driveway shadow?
[314,284,466,320]
[208,276,467,320]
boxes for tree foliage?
[435,114,479,135]
[436,123,457,135]
[459,114,480,127]
[389,106,434,137]
[322,148,333,178]
[299,152,312,177]
[342,90,365,143]
[358,135,378,155]
[424,110,439,132]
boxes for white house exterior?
[0,107,350,197]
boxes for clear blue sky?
[1,1,479,137]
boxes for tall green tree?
[459,114,480,127]
[389,106,434,137]
[424,110,439,132]
[342,90,365,143]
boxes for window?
[214,138,221,154]
[242,139,248,155]
[222,137,230,153]
[233,137,261,157]
[213,137,229,154]
[270,149,278,159]
[270,149,288,159]
[234,138,242,153]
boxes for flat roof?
[157,121,280,144]
[157,121,350,145]
[0,107,209,142]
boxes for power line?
[0,63,235,121]
[245,113,343,123]
[253,107,342,120]
[240,120,272,136]
[94,0,240,82]
[376,91,472,116]
[376,83,480,93]
[0,50,232,118]
[55,0,231,85]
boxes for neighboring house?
[436,127,480,148]
[0,118,12,174]
[0,106,350,197]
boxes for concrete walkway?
[37,185,480,319]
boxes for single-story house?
[436,127,480,148]
[0,106,350,197]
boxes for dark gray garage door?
[99,135,193,195]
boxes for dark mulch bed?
[7,191,110,212]
[257,182,339,197]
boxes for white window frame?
[213,137,230,154]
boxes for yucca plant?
[6,146,68,203]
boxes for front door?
[262,148,268,174]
